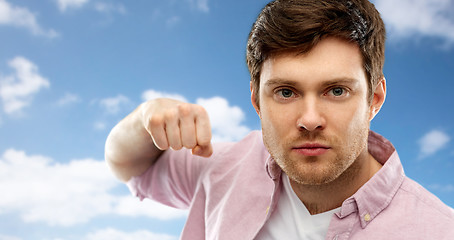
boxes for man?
[105,0,454,239]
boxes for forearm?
[105,103,163,182]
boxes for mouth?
[292,143,331,156]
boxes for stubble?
[262,121,370,186]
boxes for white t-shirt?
[256,173,340,240]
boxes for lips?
[292,143,331,156]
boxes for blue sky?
[0,0,453,239]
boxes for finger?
[192,143,213,157]
[178,104,197,149]
[164,109,183,150]
[194,106,212,148]
[147,115,169,150]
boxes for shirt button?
[364,213,371,222]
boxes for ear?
[369,77,386,121]
[250,81,261,118]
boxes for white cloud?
[196,97,250,142]
[374,0,454,45]
[429,184,454,193]
[0,149,187,226]
[57,92,80,106]
[142,89,188,103]
[56,0,90,12]
[0,234,22,240]
[0,0,58,38]
[114,196,187,220]
[94,2,126,15]
[0,149,115,226]
[166,16,181,28]
[187,0,209,13]
[196,0,209,13]
[56,0,126,18]
[0,56,50,114]
[93,121,107,130]
[99,94,130,114]
[85,228,177,240]
[418,130,451,159]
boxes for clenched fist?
[140,98,213,157]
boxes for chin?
[280,154,352,186]
[290,171,341,186]
[287,166,341,186]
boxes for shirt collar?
[266,155,282,181]
[337,131,406,228]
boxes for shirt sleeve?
[126,143,228,209]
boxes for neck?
[289,151,382,215]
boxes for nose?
[296,96,325,132]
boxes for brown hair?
[246,0,386,106]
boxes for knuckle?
[178,103,193,117]
[148,115,164,128]
[164,109,178,121]
[195,105,208,116]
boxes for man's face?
[253,37,381,185]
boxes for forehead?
[260,37,367,87]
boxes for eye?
[327,87,348,97]
[277,89,295,98]
[332,87,344,96]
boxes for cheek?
[343,104,370,138]
[260,104,295,133]
[332,102,369,135]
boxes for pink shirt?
[127,131,454,239]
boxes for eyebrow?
[264,78,299,87]
[264,77,359,88]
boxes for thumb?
[192,143,213,158]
